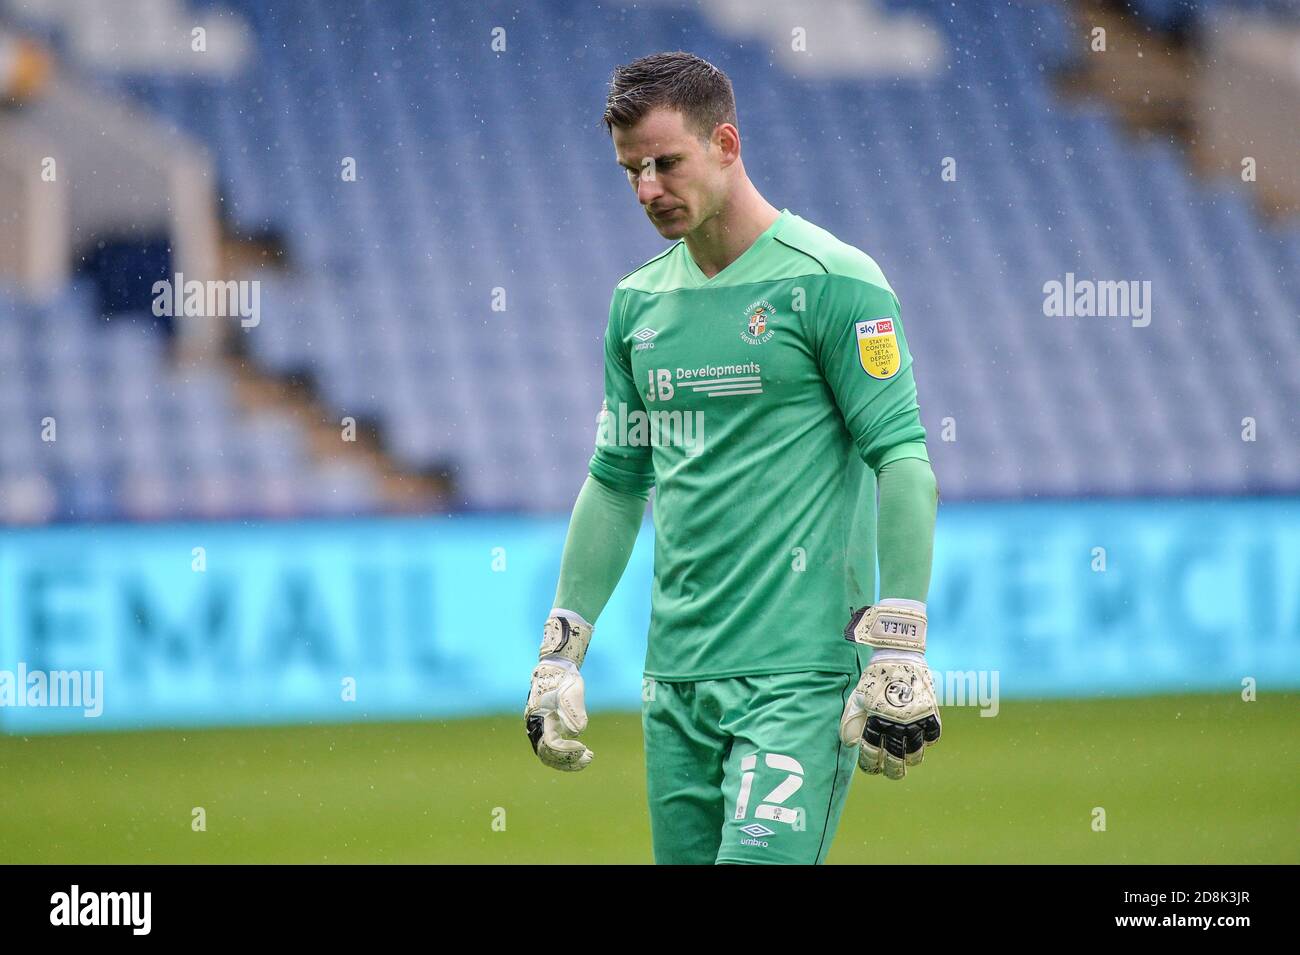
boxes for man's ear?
[713,123,741,167]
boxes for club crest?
[741,300,776,345]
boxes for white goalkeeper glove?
[839,599,942,780]
[524,611,594,772]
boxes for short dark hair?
[602,52,737,140]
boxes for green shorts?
[641,669,860,865]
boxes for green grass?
[1,693,1295,863]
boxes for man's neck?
[683,183,781,279]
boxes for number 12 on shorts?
[734,752,804,825]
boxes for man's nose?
[637,176,664,206]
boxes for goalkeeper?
[525,52,941,865]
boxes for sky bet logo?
[50,885,151,935]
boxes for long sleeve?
[588,287,655,496]
[875,449,938,603]
[551,473,649,624]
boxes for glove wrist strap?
[538,614,592,668]
[844,604,927,653]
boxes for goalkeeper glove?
[839,599,942,780]
[524,611,594,771]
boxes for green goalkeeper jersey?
[590,209,928,680]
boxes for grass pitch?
[1,693,1294,863]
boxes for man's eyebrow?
[617,154,680,171]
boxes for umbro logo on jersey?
[633,327,658,351]
[740,823,775,838]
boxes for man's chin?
[650,215,691,238]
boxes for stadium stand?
[1119,0,1299,33]
[1,0,1297,518]
[0,281,383,522]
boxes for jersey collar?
[679,208,791,287]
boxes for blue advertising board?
[1,497,1297,732]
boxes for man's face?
[612,107,725,239]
